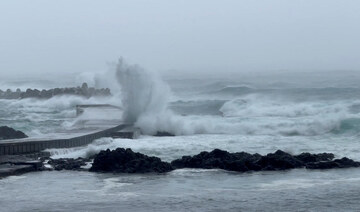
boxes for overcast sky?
[1,0,360,79]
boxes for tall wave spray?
[116,58,171,127]
[115,58,234,135]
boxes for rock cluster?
[47,158,90,171]
[171,149,359,172]
[0,83,111,99]
[305,157,360,169]
[89,148,174,173]
[0,126,28,140]
[88,148,360,174]
[3,148,359,178]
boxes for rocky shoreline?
[2,148,360,178]
[89,148,174,173]
[171,149,360,171]
[93,148,360,173]
[0,83,111,99]
[3,148,359,178]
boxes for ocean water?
[2,169,360,212]
[2,71,360,211]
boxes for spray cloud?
[116,58,171,125]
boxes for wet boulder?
[21,88,40,98]
[170,149,358,172]
[255,150,304,170]
[0,126,28,140]
[40,89,53,98]
[81,83,89,96]
[52,88,62,96]
[48,158,90,171]
[2,89,16,99]
[294,152,334,163]
[171,149,262,172]
[306,157,360,169]
[90,148,174,173]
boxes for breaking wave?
[113,59,360,136]
[4,58,360,138]
[116,58,171,124]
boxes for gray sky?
[1,0,360,79]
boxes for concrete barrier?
[0,124,128,155]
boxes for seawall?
[0,124,128,155]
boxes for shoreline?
[2,147,360,179]
[0,124,137,178]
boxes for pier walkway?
[0,104,133,155]
[0,124,129,155]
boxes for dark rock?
[171,149,261,172]
[90,148,174,173]
[40,89,53,98]
[0,89,20,99]
[154,131,175,137]
[81,83,88,90]
[48,158,90,171]
[255,150,304,170]
[171,149,360,172]
[306,157,360,169]
[81,83,89,97]
[0,126,28,140]
[33,89,40,97]
[295,152,334,163]
[53,88,62,96]
[20,88,40,98]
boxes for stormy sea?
[2,62,360,211]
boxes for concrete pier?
[0,124,129,155]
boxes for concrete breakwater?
[0,124,128,155]
[0,82,111,99]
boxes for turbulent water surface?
[2,72,360,211]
